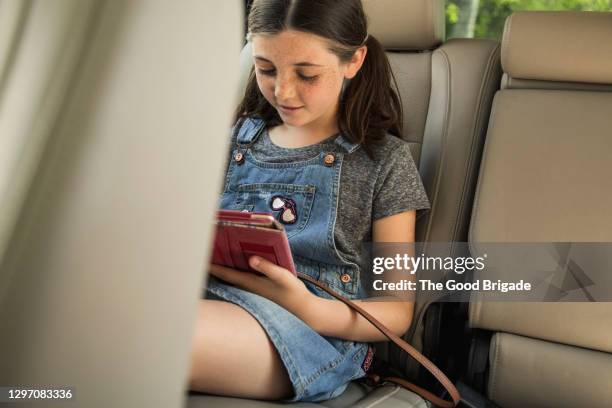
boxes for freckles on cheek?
[256,78,275,103]
[313,77,342,104]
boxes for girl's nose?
[274,76,297,101]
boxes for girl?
[189,0,430,402]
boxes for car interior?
[0,1,610,407]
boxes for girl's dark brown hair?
[235,0,403,158]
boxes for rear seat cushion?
[488,332,612,408]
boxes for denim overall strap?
[236,117,266,145]
[334,134,360,153]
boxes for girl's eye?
[298,73,318,82]
[257,68,276,76]
[256,68,318,83]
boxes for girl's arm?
[208,210,417,343]
[302,210,416,342]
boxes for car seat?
[467,11,612,408]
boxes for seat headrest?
[502,11,612,85]
[362,0,445,51]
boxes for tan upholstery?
[469,90,612,242]
[488,333,612,408]
[501,73,612,92]
[417,38,501,243]
[386,52,433,161]
[362,0,445,50]
[468,10,612,407]
[189,383,428,408]
[0,1,242,407]
[471,302,612,354]
[502,11,612,84]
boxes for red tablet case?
[211,210,297,275]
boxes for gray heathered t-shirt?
[224,125,431,272]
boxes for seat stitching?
[467,89,501,246]
[501,13,514,76]
[452,42,501,245]
[423,48,451,243]
[488,334,502,401]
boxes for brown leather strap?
[297,272,460,408]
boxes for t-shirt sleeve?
[372,140,431,221]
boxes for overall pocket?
[234,183,316,238]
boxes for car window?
[446,0,612,40]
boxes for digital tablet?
[211,209,297,275]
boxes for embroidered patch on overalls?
[362,345,376,373]
[270,195,297,224]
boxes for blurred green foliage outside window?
[446,0,612,40]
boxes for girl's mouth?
[279,105,303,114]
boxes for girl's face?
[251,29,366,129]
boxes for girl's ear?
[344,46,368,80]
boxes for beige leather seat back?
[469,11,612,408]
[0,1,242,406]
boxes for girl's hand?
[209,257,320,326]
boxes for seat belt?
[297,272,461,408]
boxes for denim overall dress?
[204,117,374,402]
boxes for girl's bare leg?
[188,299,294,400]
